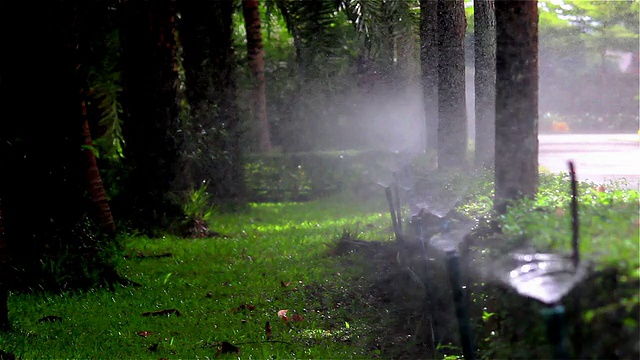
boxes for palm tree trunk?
[494,0,539,214]
[474,0,496,168]
[420,0,438,155]
[242,0,272,152]
[82,116,116,235]
[437,0,467,169]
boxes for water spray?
[493,160,586,359]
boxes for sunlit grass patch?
[1,193,391,359]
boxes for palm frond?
[88,30,125,159]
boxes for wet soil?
[336,231,639,360]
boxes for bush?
[244,150,411,202]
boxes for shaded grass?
[1,193,393,359]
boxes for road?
[538,133,640,190]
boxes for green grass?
[1,193,392,359]
[2,172,638,359]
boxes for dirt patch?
[336,231,639,359]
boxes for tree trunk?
[494,0,539,214]
[437,0,467,169]
[210,0,245,202]
[420,0,438,156]
[178,0,213,114]
[119,0,183,231]
[474,0,496,168]
[0,199,9,330]
[242,0,272,152]
[82,118,116,234]
[0,1,112,289]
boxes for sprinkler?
[428,220,476,360]
[493,161,586,359]
[385,185,402,243]
[411,212,438,357]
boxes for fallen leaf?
[291,314,304,322]
[277,309,289,323]
[137,331,152,337]
[142,309,181,317]
[595,185,606,193]
[280,280,291,288]
[230,304,255,312]
[265,321,272,339]
[215,341,239,357]
[37,316,62,323]
[0,350,15,360]
[205,291,213,298]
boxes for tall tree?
[179,0,246,202]
[494,0,539,214]
[420,0,438,155]
[82,118,116,235]
[437,0,467,169]
[0,199,8,330]
[242,0,273,152]
[118,0,183,231]
[0,1,119,290]
[474,0,496,167]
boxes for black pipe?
[392,182,403,235]
[568,161,583,356]
[385,186,401,243]
[568,161,579,268]
[541,305,570,360]
[446,251,475,360]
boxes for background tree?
[420,0,438,156]
[0,199,8,330]
[473,0,496,168]
[537,0,638,120]
[179,0,246,203]
[494,0,539,214]
[243,0,273,152]
[0,1,120,290]
[116,0,184,231]
[437,0,467,169]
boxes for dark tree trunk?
[119,0,183,231]
[437,0,467,169]
[179,0,212,113]
[494,0,539,214]
[209,0,245,202]
[0,199,9,330]
[420,0,438,155]
[0,1,109,289]
[82,118,116,235]
[242,0,272,152]
[474,0,496,168]
[179,0,245,203]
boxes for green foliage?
[181,181,216,225]
[500,175,639,273]
[88,30,125,160]
[244,150,408,201]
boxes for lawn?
[1,193,394,359]
[0,173,638,359]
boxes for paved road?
[539,133,640,190]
